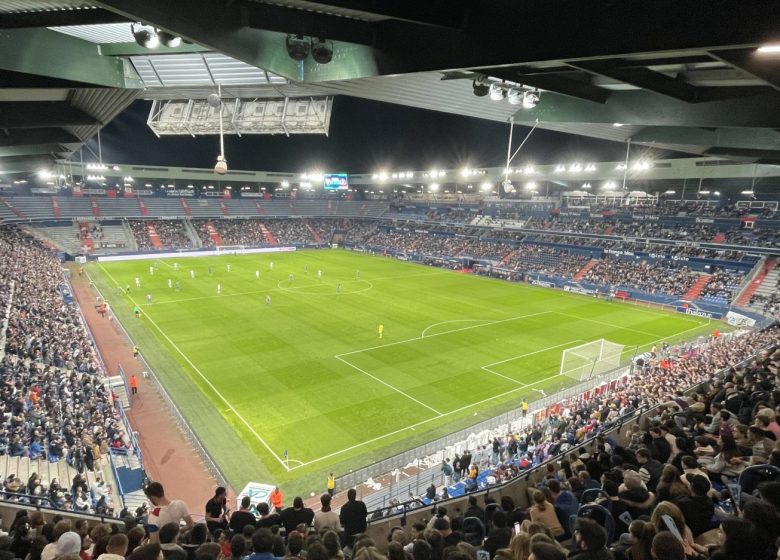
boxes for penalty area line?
[334,355,443,415]
[96,263,291,472]
[479,340,585,386]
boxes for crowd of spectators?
[699,269,746,304]
[268,220,319,246]
[2,328,774,560]
[154,222,192,250]
[207,220,267,247]
[391,327,780,560]
[126,222,151,251]
[501,246,589,279]
[0,227,130,516]
[583,259,698,296]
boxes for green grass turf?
[88,250,715,495]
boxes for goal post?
[215,245,246,256]
[560,339,625,381]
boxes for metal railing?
[365,337,774,521]
[338,329,727,498]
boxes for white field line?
[421,319,497,338]
[480,340,585,385]
[611,303,703,324]
[337,310,554,358]
[96,259,710,471]
[131,268,447,307]
[97,263,291,471]
[334,355,443,415]
[292,321,710,469]
[553,312,664,338]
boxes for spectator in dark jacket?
[339,489,368,540]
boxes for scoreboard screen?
[324,173,349,190]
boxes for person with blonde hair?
[509,532,530,560]
[353,546,388,560]
[649,501,706,557]
[528,491,563,538]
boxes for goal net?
[215,245,246,256]
[560,339,624,381]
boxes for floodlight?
[311,38,333,64]
[286,34,310,61]
[207,93,222,108]
[214,155,228,175]
[131,24,159,49]
[472,81,490,97]
[507,87,524,105]
[757,44,780,54]
[664,190,676,194]
[741,190,754,195]
[522,89,540,109]
[157,30,182,48]
[489,83,505,101]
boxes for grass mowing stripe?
[333,354,444,415]
[97,263,290,471]
[91,250,715,490]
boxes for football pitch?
[89,250,714,492]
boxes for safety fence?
[337,330,728,500]
[364,338,772,521]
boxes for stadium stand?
[0,227,136,516]
[0,212,776,560]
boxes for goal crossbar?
[215,245,246,255]
[560,339,624,381]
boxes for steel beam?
[0,129,80,147]
[0,8,127,29]
[475,67,610,103]
[93,0,379,82]
[0,144,70,157]
[712,48,780,93]
[0,29,142,88]
[290,0,469,29]
[509,90,780,129]
[0,103,98,129]
[632,126,780,151]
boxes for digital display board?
[324,173,349,190]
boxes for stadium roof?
[4,1,780,174]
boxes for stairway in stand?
[205,221,223,246]
[303,219,321,243]
[138,198,148,216]
[500,250,517,265]
[0,197,26,219]
[735,256,778,306]
[683,274,712,300]
[573,258,598,282]
[52,197,61,218]
[78,222,94,252]
[90,197,100,217]
[146,222,163,249]
[259,223,278,244]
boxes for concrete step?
[105,376,131,409]
[122,490,148,513]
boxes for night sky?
[95,97,663,174]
